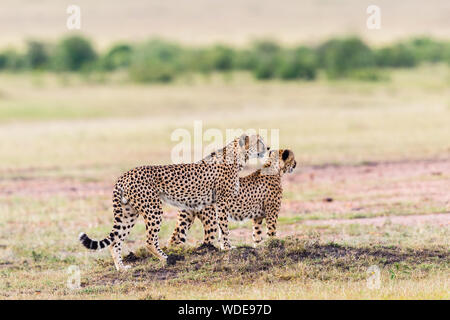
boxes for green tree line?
[1,35,449,82]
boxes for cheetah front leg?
[265,202,281,239]
[214,202,234,250]
[252,217,264,247]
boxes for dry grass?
[1,159,449,299]
[0,65,449,172]
[0,66,449,299]
[1,235,448,299]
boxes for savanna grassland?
[0,65,449,299]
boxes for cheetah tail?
[79,232,113,251]
[79,185,126,251]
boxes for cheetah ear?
[239,134,249,148]
[282,149,290,161]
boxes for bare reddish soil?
[303,213,449,227]
[283,159,450,217]
[1,159,449,222]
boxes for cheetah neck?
[261,159,282,176]
[199,139,245,168]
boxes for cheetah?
[169,149,297,248]
[78,134,267,271]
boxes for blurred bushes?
[278,47,317,80]
[99,43,133,71]
[375,44,417,68]
[407,37,450,63]
[207,45,235,71]
[25,41,50,69]
[0,49,26,70]
[129,40,183,82]
[52,35,97,71]
[0,34,449,82]
[250,41,282,80]
[318,37,375,78]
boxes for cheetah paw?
[118,265,131,271]
[221,244,236,250]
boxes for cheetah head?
[237,133,269,160]
[221,134,268,168]
[263,149,297,175]
[280,149,297,174]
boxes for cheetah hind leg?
[109,241,131,271]
[141,201,173,264]
[168,210,195,247]
[198,206,219,247]
[109,204,138,271]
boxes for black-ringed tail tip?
[79,232,93,249]
[79,232,111,251]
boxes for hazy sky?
[2,0,449,47]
